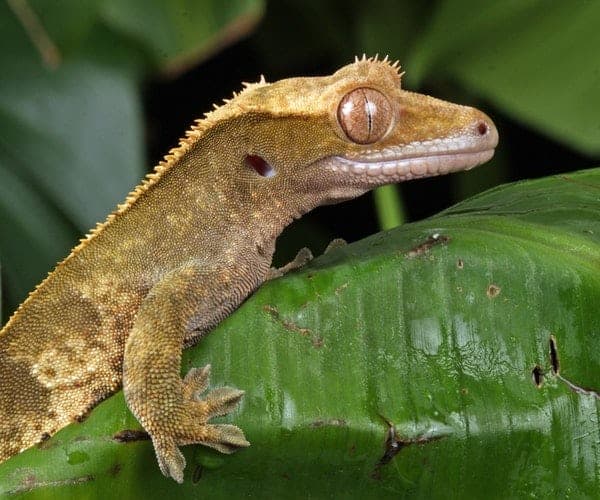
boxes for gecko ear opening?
[337,87,393,144]
[245,154,276,178]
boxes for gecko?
[0,56,498,482]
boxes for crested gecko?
[0,57,498,482]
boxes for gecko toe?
[153,437,186,483]
[202,386,245,419]
[294,247,314,265]
[204,424,250,454]
[182,364,211,401]
[196,424,250,454]
[324,238,347,254]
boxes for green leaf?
[0,160,75,317]
[100,0,265,74]
[0,63,143,229]
[1,168,598,497]
[355,1,431,64]
[23,0,106,56]
[0,1,144,315]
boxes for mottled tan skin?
[0,58,497,482]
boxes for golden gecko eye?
[337,87,393,144]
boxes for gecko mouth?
[326,149,495,182]
[323,123,499,183]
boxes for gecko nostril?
[476,121,489,136]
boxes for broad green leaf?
[0,2,144,316]
[355,0,430,64]
[23,0,106,56]
[0,63,143,230]
[0,160,75,317]
[1,168,598,497]
[100,0,265,74]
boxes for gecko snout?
[471,112,498,151]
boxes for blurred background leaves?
[1,0,599,320]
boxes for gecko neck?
[214,186,311,264]
[145,157,311,268]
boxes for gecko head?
[188,56,497,216]
[316,58,499,200]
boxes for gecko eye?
[337,87,393,144]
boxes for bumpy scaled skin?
[0,57,498,482]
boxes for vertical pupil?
[245,155,275,177]
[364,96,375,139]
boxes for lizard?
[0,56,498,483]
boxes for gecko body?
[0,57,498,482]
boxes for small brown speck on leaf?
[406,233,450,258]
[263,304,322,348]
[113,429,150,442]
[36,431,55,451]
[192,464,203,484]
[549,335,559,374]
[486,284,501,298]
[371,420,446,479]
[108,463,122,477]
[532,365,544,388]
[309,418,347,428]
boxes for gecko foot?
[267,247,314,280]
[324,238,347,254]
[151,365,249,483]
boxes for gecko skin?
[0,57,498,482]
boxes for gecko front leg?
[123,263,249,483]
